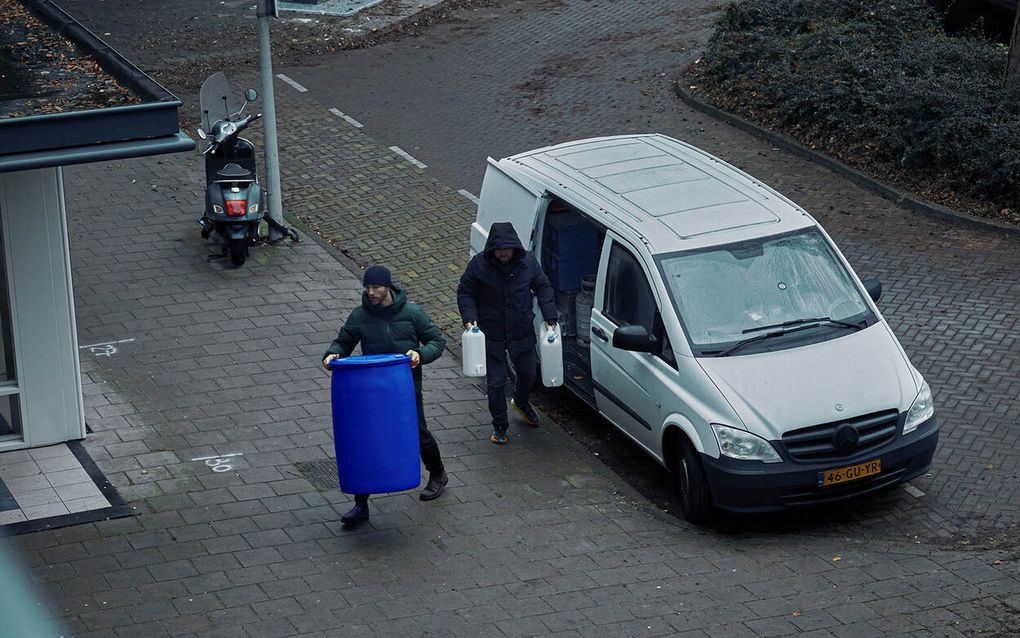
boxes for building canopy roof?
[0,0,194,173]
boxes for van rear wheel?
[672,439,713,524]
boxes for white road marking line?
[329,107,364,128]
[276,74,307,92]
[389,146,427,169]
[79,338,135,357]
[190,453,244,462]
[79,338,135,349]
[458,189,479,204]
[902,482,925,498]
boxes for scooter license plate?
[818,459,881,487]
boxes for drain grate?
[294,460,340,491]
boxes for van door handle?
[591,326,609,342]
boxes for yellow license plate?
[818,459,881,487]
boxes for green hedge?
[695,0,1020,209]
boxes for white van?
[469,134,938,523]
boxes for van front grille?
[781,410,900,462]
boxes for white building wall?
[0,167,86,449]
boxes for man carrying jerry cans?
[457,222,557,444]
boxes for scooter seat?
[216,163,253,179]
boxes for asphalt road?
[282,0,719,192]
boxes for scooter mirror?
[244,88,258,102]
[196,128,207,140]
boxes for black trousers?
[485,339,537,434]
[355,368,443,504]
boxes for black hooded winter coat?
[457,222,557,356]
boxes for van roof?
[502,134,815,253]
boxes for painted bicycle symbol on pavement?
[190,453,244,473]
[79,338,135,357]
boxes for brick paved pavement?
[2,0,1020,636]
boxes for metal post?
[257,0,285,241]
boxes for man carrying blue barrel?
[322,265,448,529]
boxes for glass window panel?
[0,218,14,383]
[0,394,20,438]
[604,242,674,365]
[659,228,875,352]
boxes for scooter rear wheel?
[229,238,246,266]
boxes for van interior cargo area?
[540,199,604,405]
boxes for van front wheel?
[672,439,713,524]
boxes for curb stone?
[673,79,1020,240]
[298,0,501,49]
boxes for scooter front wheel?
[229,238,246,266]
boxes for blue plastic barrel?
[329,354,420,494]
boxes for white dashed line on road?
[902,482,925,498]
[458,189,479,204]
[329,108,364,128]
[276,74,307,92]
[389,146,427,169]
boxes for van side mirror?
[862,277,882,302]
[613,325,657,353]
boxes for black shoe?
[420,471,448,501]
[511,399,540,427]
[340,503,369,528]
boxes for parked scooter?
[196,72,266,266]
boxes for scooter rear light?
[225,199,247,216]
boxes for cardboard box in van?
[469,134,938,523]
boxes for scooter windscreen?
[199,72,243,131]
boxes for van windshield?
[658,229,876,356]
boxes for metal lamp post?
[257,0,285,241]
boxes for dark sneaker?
[511,399,540,427]
[420,471,449,501]
[490,432,509,445]
[340,503,369,529]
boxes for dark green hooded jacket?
[322,287,445,374]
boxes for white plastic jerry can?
[540,324,564,387]
[461,325,487,377]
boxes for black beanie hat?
[363,265,392,288]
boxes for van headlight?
[711,424,782,463]
[903,381,935,434]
